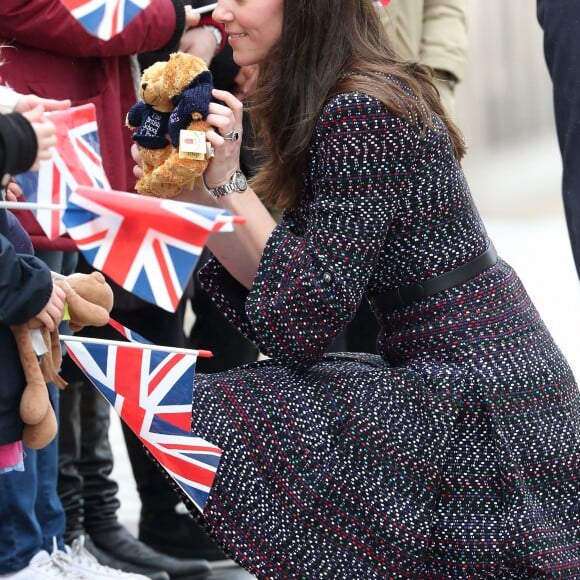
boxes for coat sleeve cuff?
[0,86,20,115]
[199,16,226,53]
[0,114,38,177]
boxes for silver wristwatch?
[204,170,248,199]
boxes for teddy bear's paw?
[135,175,158,196]
[147,185,183,198]
[137,178,180,198]
[147,168,187,197]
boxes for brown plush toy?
[126,52,214,198]
[11,271,114,449]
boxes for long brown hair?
[248,0,466,209]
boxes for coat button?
[322,271,332,284]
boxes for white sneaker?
[0,549,85,579]
[66,536,150,579]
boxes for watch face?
[234,171,247,191]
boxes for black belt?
[367,242,498,313]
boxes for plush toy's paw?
[20,385,50,426]
[135,146,173,196]
[145,172,183,198]
[11,324,51,425]
[136,174,169,197]
[23,406,58,449]
[56,272,114,331]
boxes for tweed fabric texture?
[188,92,580,578]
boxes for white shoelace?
[45,539,87,579]
[50,549,87,579]
[67,536,138,578]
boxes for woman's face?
[212,0,284,67]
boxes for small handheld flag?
[108,317,213,359]
[59,0,151,40]
[62,186,243,312]
[63,334,221,512]
[14,104,110,240]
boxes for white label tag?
[179,130,207,160]
[30,328,48,356]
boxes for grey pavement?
[110,133,579,579]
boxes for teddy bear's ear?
[163,52,209,97]
[90,271,106,284]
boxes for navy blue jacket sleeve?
[0,113,37,179]
[0,210,53,325]
[0,208,53,446]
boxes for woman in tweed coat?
[142,0,580,577]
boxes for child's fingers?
[6,180,24,199]
[21,104,45,123]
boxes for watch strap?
[203,170,247,199]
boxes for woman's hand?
[203,89,245,189]
[177,89,245,206]
[131,90,274,289]
[131,142,144,181]
[132,89,246,207]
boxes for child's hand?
[35,283,66,332]
[5,178,23,202]
[14,94,71,114]
[22,106,57,171]
[184,5,202,29]
[180,26,218,65]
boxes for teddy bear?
[126,52,214,198]
[11,271,114,449]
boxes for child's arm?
[0,107,56,183]
[0,85,70,115]
[0,112,38,182]
[20,107,57,171]
[0,227,54,326]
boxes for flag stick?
[192,2,217,14]
[0,202,65,211]
[0,201,244,225]
[61,335,213,358]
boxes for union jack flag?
[373,0,391,5]
[62,186,241,312]
[59,0,151,40]
[64,337,221,513]
[109,318,153,345]
[15,104,110,240]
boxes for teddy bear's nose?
[141,82,148,91]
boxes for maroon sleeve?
[0,0,185,58]
[199,14,227,53]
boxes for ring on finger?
[222,129,240,142]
